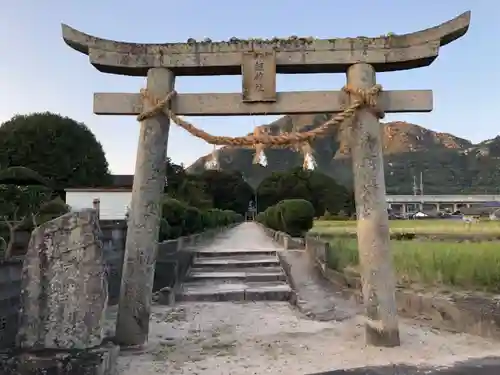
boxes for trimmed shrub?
[201,209,216,229]
[259,199,315,237]
[36,197,70,224]
[262,205,280,231]
[159,218,172,242]
[256,212,266,225]
[276,199,315,237]
[160,198,188,240]
[159,197,243,240]
[183,206,203,235]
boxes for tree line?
[0,112,354,257]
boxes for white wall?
[65,191,132,220]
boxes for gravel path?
[114,301,500,375]
[111,223,500,374]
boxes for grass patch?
[326,237,500,293]
[313,219,500,235]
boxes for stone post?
[4,210,119,374]
[346,63,400,347]
[92,198,100,220]
[115,68,174,346]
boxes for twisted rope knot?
[342,84,384,119]
[137,89,177,122]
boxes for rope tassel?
[252,127,268,167]
[252,144,267,167]
[204,146,220,170]
[301,142,316,170]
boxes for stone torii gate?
[62,11,470,348]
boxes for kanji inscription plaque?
[241,51,276,102]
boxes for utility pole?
[420,171,424,197]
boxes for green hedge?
[159,197,243,241]
[256,198,314,237]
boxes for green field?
[312,220,500,292]
[312,219,500,235]
[326,237,500,293]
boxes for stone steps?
[194,249,278,257]
[187,268,287,282]
[176,280,292,302]
[192,255,281,269]
[176,248,293,302]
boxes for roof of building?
[65,174,134,192]
[110,174,134,188]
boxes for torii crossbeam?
[63,12,469,76]
[62,10,470,348]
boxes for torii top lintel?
[62,11,470,77]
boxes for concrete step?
[176,281,292,302]
[195,249,278,258]
[192,255,280,269]
[187,269,287,283]
[190,265,284,273]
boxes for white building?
[64,175,133,220]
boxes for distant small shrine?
[246,201,257,221]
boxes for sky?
[0,1,495,174]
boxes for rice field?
[323,233,500,293]
[312,219,500,236]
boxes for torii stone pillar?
[115,68,174,345]
[60,10,470,347]
[347,63,399,346]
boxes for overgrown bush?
[257,198,314,237]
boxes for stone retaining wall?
[258,224,305,249]
[0,222,235,349]
[0,259,23,351]
[303,233,500,341]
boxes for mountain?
[187,114,500,194]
